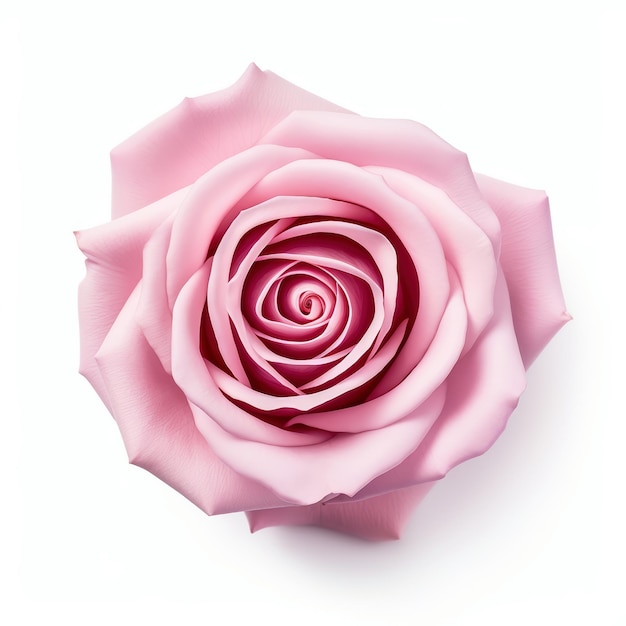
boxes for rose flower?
[76,65,569,540]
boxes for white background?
[2,1,625,624]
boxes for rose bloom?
[76,65,569,540]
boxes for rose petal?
[76,192,180,406]
[135,211,177,373]
[352,269,526,500]
[366,165,498,361]
[166,144,317,306]
[189,387,446,505]
[208,319,408,413]
[246,483,434,541]
[260,111,500,246]
[94,286,286,515]
[476,174,571,366]
[111,64,347,218]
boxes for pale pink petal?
[476,174,571,366]
[94,286,287,514]
[353,270,526,499]
[366,166,498,361]
[135,211,177,373]
[166,144,316,304]
[111,64,347,218]
[246,483,435,541]
[260,111,501,246]
[76,193,179,406]
[189,387,446,505]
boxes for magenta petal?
[110,64,347,218]
[94,286,286,515]
[476,174,571,366]
[246,483,434,541]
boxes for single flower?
[76,65,569,540]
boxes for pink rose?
[76,65,569,541]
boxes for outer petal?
[111,64,347,218]
[365,165,498,364]
[76,192,180,407]
[349,270,527,501]
[476,174,571,366]
[136,212,177,373]
[246,483,434,541]
[94,286,287,515]
[260,110,501,247]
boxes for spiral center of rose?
[274,274,332,325]
[201,197,420,420]
[299,292,322,317]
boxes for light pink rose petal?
[166,144,317,306]
[94,286,287,515]
[111,64,347,218]
[135,211,177,373]
[260,111,501,247]
[76,193,180,407]
[366,165,497,362]
[189,387,446,505]
[246,483,435,541]
[350,270,527,500]
[476,174,571,366]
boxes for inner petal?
[275,274,334,325]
